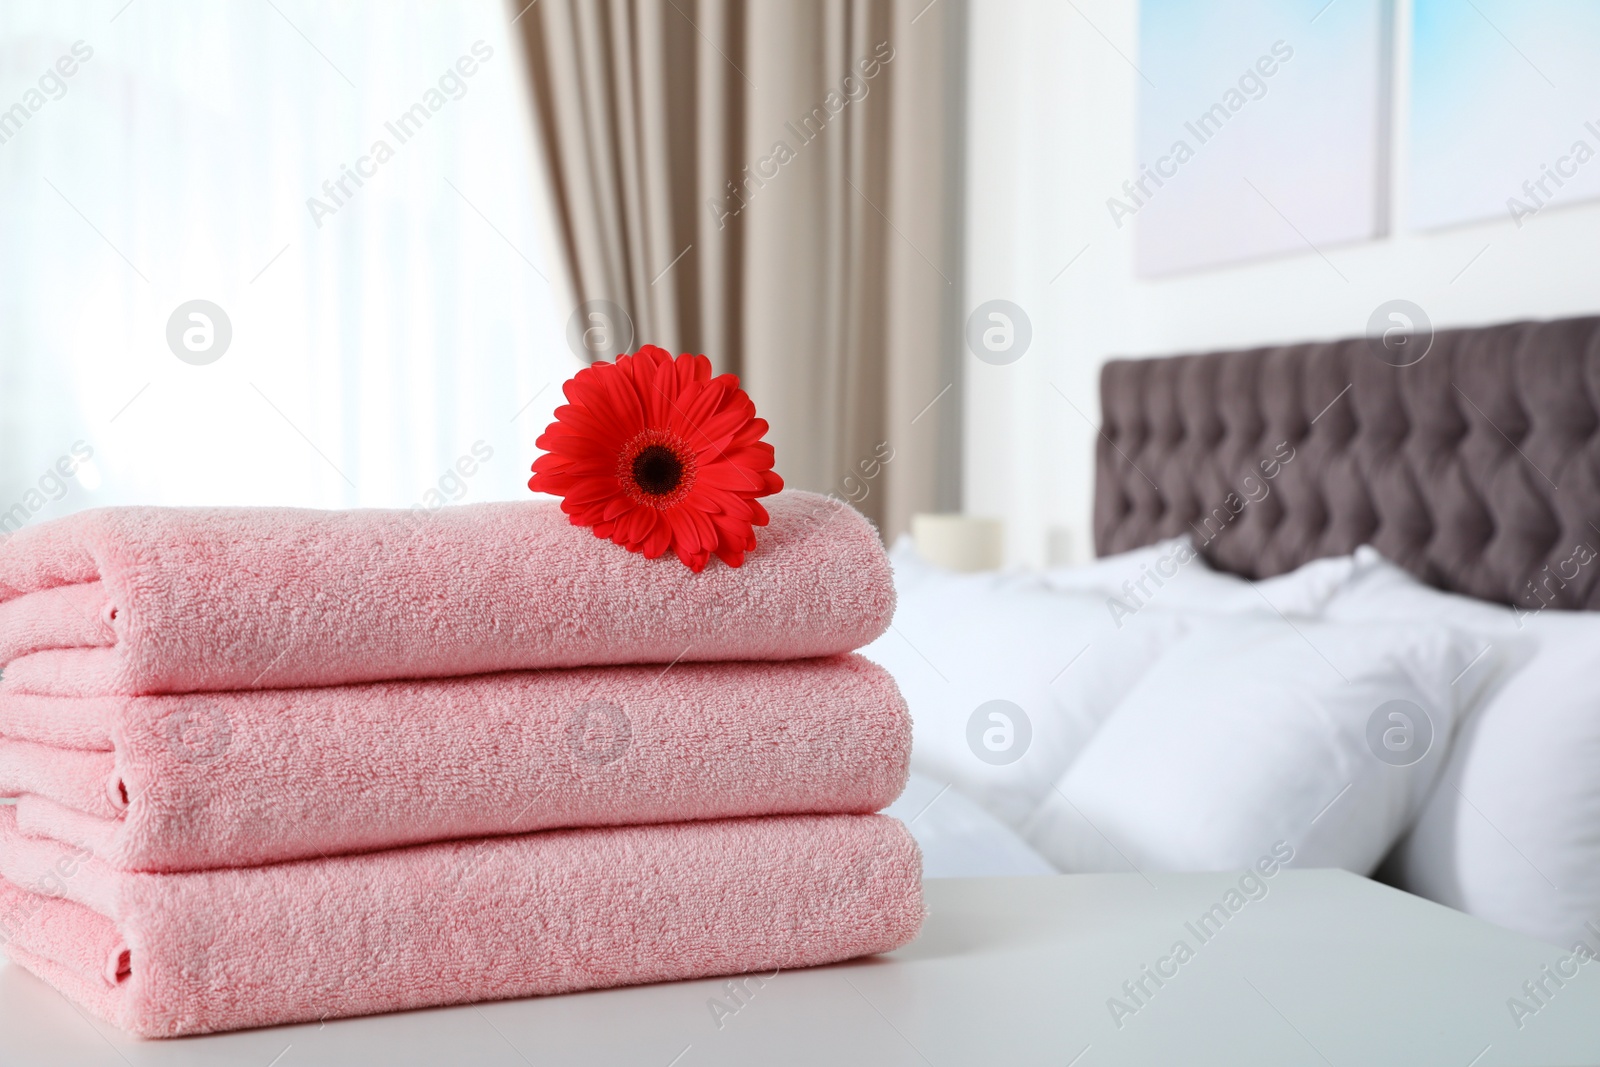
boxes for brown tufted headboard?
[1094,315,1600,611]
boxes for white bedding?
[1325,549,1600,949]
[886,772,1056,878]
[873,537,1600,948]
[860,541,1187,828]
[1023,612,1479,875]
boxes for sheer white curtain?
[0,0,569,524]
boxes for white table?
[2,871,1596,1065]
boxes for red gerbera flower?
[529,345,784,572]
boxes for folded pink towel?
[0,490,890,696]
[0,809,923,1037]
[0,654,909,872]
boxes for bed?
[875,313,1600,950]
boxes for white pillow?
[1326,549,1600,948]
[861,539,1188,828]
[1023,612,1479,875]
[1043,535,1361,619]
[884,772,1057,877]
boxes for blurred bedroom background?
[8,0,1600,972]
[3,0,1598,563]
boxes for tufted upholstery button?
[1093,316,1600,610]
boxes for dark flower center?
[616,430,698,509]
[631,444,684,496]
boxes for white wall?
[964,0,1600,567]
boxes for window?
[0,0,568,528]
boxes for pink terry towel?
[0,490,891,697]
[0,809,924,1038]
[0,655,909,872]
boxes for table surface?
[1,870,1597,1066]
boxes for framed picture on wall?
[1130,0,1393,277]
[1408,0,1600,231]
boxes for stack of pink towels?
[0,490,921,1037]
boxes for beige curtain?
[513,0,964,537]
